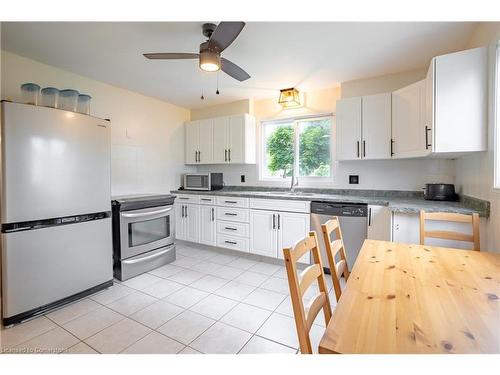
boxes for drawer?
[199,195,216,205]
[250,198,310,213]
[216,196,249,208]
[217,220,250,238]
[217,234,249,252]
[175,194,199,204]
[216,207,249,223]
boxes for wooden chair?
[419,210,480,251]
[321,217,350,302]
[283,231,332,354]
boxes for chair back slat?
[283,231,332,354]
[304,292,328,331]
[299,264,322,297]
[321,217,350,302]
[419,210,480,251]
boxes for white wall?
[194,84,455,191]
[454,23,500,252]
[1,51,192,196]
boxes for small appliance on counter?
[182,173,223,191]
[423,183,458,201]
[112,194,176,281]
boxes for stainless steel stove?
[111,194,176,281]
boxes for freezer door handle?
[121,207,172,218]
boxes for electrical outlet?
[240,175,246,183]
[349,175,359,184]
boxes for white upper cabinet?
[361,93,392,159]
[336,97,362,160]
[393,47,487,159]
[430,47,487,154]
[185,119,214,164]
[336,94,391,161]
[185,113,256,165]
[212,116,229,164]
[392,80,428,158]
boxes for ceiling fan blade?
[143,53,199,60]
[208,22,245,52]
[221,58,250,81]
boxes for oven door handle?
[121,207,172,218]
[121,245,173,264]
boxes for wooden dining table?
[318,240,500,354]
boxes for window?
[495,40,500,189]
[261,116,332,180]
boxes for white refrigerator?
[1,101,113,326]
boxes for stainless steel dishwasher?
[310,201,368,271]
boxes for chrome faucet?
[290,165,299,192]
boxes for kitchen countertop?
[170,187,490,218]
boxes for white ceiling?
[1,22,477,109]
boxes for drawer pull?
[201,198,212,201]
[224,213,238,216]
[225,227,237,231]
[178,197,189,200]
[225,240,237,245]
[225,200,238,204]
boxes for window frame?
[258,114,334,184]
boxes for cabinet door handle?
[184,205,188,218]
[277,214,281,230]
[224,149,227,162]
[272,214,276,230]
[198,150,201,162]
[225,227,237,231]
[225,240,237,245]
[425,126,432,150]
[224,212,237,216]
[390,139,394,157]
[368,207,372,226]
[211,207,214,221]
[228,149,231,162]
[357,141,360,158]
[363,140,366,158]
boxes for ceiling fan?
[143,22,250,82]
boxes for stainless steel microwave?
[183,173,223,191]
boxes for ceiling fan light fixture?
[279,88,301,108]
[199,50,221,72]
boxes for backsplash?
[194,158,456,191]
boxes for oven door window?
[128,216,170,247]
[186,175,208,189]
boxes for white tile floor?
[0,241,338,354]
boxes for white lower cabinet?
[367,205,392,241]
[175,195,311,263]
[250,209,310,263]
[277,212,310,263]
[174,203,200,243]
[199,205,216,246]
[249,210,277,257]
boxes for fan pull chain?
[216,71,220,95]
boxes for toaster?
[423,183,458,201]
